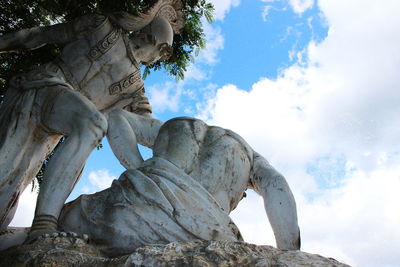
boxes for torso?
[153,118,254,213]
[192,127,253,213]
[54,16,143,111]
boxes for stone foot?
[26,230,90,244]
[24,228,57,244]
[25,214,58,244]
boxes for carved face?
[130,33,172,66]
[130,17,174,66]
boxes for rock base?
[0,236,350,266]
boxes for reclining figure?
[57,110,301,256]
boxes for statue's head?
[131,16,174,66]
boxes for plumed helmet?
[107,0,184,34]
[141,16,174,46]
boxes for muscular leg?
[28,87,107,240]
[106,109,162,169]
[0,89,61,230]
[251,152,300,250]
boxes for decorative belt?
[109,69,143,95]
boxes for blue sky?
[11,1,400,266]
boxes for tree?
[0,0,214,102]
[0,0,214,189]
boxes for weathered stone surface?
[0,237,350,267]
[57,116,300,255]
[0,0,181,236]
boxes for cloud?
[184,65,208,81]
[198,23,225,65]
[232,166,400,266]
[261,5,275,21]
[148,82,184,113]
[9,170,116,227]
[197,0,400,266]
[184,21,225,82]
[289,0,314,14]
[299,164,400,266]
[87,169,116,191]
[9,185,37,227]
[183,23,224,80]
[148,22,225,115]
[208,0,240,21]
[230,191,276,246]
[261,0,314,16]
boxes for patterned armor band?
[87,28,121,61]
[109,69,143,95]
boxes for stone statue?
[55,110,301,256]
[0,0,184,242]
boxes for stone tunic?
[59,157,243,257]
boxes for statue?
[0,0,301,256]
[0,0,184,242]
[55,110,301,256]
[0,110,301,253]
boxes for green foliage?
[145,0,214,79]
[0,0,214,98]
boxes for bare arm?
[106,109,163,170]
[250,152,301,250]
[0,14,105,53]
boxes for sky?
[10,0,400,266]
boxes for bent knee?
[89,112,108,139]
[108,108,127,118]
[76,112,108,141]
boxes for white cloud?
[184,22,225,81]
[148,82,183,113]
[231,167,400,267]
[9,170,116,228]
[148,22,225,114]
[9,185,37,227]
[299,164,400,266]
[261,5,274,21]
[184,64,207,81]
[198,0,400,266]
[230,191,276,246]
[261,0,314,16]
[289,0,314,14]
[87,169,116,191]
[198,23,225,65]
[208,0,240,21]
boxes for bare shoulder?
[72,14,108,32]
[205,126,254,159]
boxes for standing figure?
[0,0,183,242]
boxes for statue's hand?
[124,94,153,116]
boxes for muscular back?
[153,117,253,213]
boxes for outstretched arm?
[250,152,301,250]
[106,109,163,170]
[0,14,105,53]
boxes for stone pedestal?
[0,237,350,267]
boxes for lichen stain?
[32,127,46,142]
